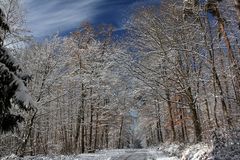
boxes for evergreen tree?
[0,8,33,133]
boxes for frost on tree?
[0,8,33,133]
[183,0,198,15]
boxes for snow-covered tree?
[0,7,33,133]
[0,0,31,47]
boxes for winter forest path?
[109,149,178,160]
[8,149,179,160]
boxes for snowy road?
[109,149,177,160]
[2,149,178,160]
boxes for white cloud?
[22,0,105,37]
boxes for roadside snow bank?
[1,154,18,160]
[181,143,211,160]
[159,143,184,157]
[159,143,211,160]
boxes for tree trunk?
[201,14,232,127]
[94,108,99,150]
[105,125,109,149]
[74,104,81,152]
[156,102,163,143]
[187,87,202,142]
[118,116,124,149]
[81,83,85,153]
[207,1,240,118]
[166,91,176,141]
[89,88,94,151]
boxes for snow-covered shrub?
[1,154,18,160]
[159,143,211,160]
[159,143,185,157]
[181,143,211,160]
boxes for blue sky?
[22,0,159,38]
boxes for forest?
[0,0,240,159]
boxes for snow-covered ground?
[1,149,178,160]
[158,143,211,160]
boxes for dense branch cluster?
[123,0,240,146]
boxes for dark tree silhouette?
[0,8,33,133]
